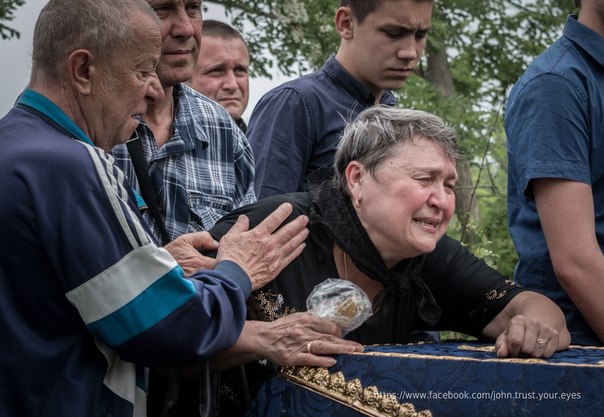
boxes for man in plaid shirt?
[111,7,255,245]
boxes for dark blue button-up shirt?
[506,15,604,345]
[247,56,397,199]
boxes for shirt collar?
[322,56,397,106]
[16,89,95,147]
[172,83,200,150]
[17,89,147,210]
[564,14,604,68]
[137,83,209,158]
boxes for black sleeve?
[422,235,525,338]
[204,193,311,254]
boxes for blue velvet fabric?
[246,342,604,417]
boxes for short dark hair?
[339,0,383,23]
[202,19,247,47]
[339,0,434,23]
[573,0,581,8]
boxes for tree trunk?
[425,47,455,97]
[424,45,478,244]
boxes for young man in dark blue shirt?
[247,0,434,199]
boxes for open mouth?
[413,218,440,228]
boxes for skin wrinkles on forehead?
[390,154,458,181]
[375,13,431,34]
[377,142,458,184]
[366,1,432,32]
[127,18,162,72]
[147,0,202,25]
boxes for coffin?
[245,342,604,417]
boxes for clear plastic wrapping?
[306,278,373,336]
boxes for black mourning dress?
[205,179,524,416]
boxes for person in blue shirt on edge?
[247,0,433,199]
[506,0,604,346]
[0,1,312,416]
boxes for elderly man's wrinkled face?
[91,13,163,151]
[351,136,457,267]
[188,35,250,121]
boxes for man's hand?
[216,203,309,290]
[211,313,364,371]
[252,313,363,367]
[164,231,219,276]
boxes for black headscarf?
[307,172,442,326]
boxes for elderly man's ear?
[68,49,96,96]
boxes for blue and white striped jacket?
[0,90,250,417]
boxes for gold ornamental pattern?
[280,365,432,417]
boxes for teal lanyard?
[16,89,95,146]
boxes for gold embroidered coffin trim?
[280,366,432,417]
[352,345,604,368]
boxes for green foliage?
[434,0,570,106]
[208,0,339,78]
[440,331,476,342]
[397,0,569,275]
[0,0,24,40]
[209,0,573,275]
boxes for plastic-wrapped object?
[306,278,373,336]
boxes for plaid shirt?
[112,83,256,244]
